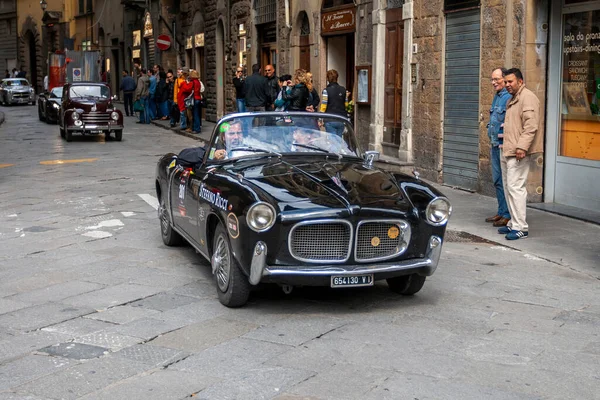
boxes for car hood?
[69,99,112,112]
[6,86,30,91]
[225,157,412,216]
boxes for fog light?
[74,120,83,127]
[430,236,442,248]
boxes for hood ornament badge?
[91,103,97,112]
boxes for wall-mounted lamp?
[40,0,47,11]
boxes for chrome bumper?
[249,236,443,285]
[67,124,123,131]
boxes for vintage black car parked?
[156,113,451,307]
[38,86,63,123]
[0,78,36,105]
[58,82,123,142]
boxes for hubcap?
[213,235,231,292]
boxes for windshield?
[69,85,109,99]
[207,113,361,162]
[50,87,63,99]
[3,79,29,87]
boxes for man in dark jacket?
[233,67,246,112]
[320,69,348,136]
[120,70,136,117]
[264,64,278,110]
[244,64,268,112]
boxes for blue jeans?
[139,96,150,123]
[158,101,169,118]
[148,96,157,120]
[491,145,510,219]
[236,99,246,113]
[325,121,345,136]
[168,100,177,125]
[180,110,187,129]
[193,99,202,132]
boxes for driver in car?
[291,127,319,152]
[213,120,244,160]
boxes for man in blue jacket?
[147,70,157,120]
[120,70,136,117]
[486,68,512,227]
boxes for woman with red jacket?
[177,69,193,130]
[189,70,205,133]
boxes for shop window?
[443,0,479,12]
[322,0,354,8]
[255,0,276,25]
[560,9,600,161]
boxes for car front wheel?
[114,130,123,141]
[387,274,426,296]
[65,128,72,142]
[212,224,250,307]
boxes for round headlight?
[71,111,80,121]
[111,111,119,120]
[425,197,452,226]
[52,102,60,109]
[247,202,276,232]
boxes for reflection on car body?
[155,112,451,307]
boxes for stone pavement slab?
[7,281,105,305]
[128,292,201,311]
[0,303,94,332]
[112,343,188,368]
[83,305,161,324]
[60,283,164,311]
[79,369,218,400]
[0,331,70,364]
[15,355,150,400]
[0,354,72,392]
[41,317,116,337]
[103,317,187,341]
[242,315,348,346]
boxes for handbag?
[184,90,194,109]
[133,99,144,112]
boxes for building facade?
[0,0,18,77]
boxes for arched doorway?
[24,30,38,93]
[216,19,225,119]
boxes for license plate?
[331,274,373,288]
[89,130,101,133]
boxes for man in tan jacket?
[498,68,544,240]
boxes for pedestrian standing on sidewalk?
[281,69,309,112]
[264,64,278,111]
[166,71,177,127]
[135,68,150,124]
[244,64,269,112]
[274,74,292,112]
[177,68,193,131]
[120,70,136,117]
[305,72,320,112]
[485,68,512,227]
[148,70,157,120]
[190,70,205,133]
[156,71,169,120]
[498,68,544,240]
[319,69,348,136]
[233,67,246,112]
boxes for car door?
[170,165,194,239]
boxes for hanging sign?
[321,7,356,35]
[186,36,193,49]
[143,12,153,37]
[195,33,205,47]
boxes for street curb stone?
[150,119,206,145]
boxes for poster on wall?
[563,82,591,115]
[133,30,141,47]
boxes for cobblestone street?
[0,106,598,399]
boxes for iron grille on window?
[300,13,310,36]
[444,0,479,12]
[255,0,276,25]
[388,0,404,9]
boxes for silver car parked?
[0,78,36,105]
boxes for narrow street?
[0,105,598,399]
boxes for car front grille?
[355,220,410,262]
[12,93,29,99]
[81,113,111,124]
[289,221,352,263]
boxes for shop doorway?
[326,34,354,92]
[384,8,404,150]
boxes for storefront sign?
[195,33,205,47]
[321,7,356,35]
[143,12,153,38]
[132,49,140,59]
[133,30,141,47]
[186,36,193,50]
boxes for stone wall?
[354,1,373,149]
[411,0,443,183]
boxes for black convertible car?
[156,113,451,307]
[38,86,63,123]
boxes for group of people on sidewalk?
[233,63,353,133]
[120,64,205,134]
[486,67,543,241]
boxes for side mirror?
[364,150,380,167]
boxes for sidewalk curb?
[150,119,207,145]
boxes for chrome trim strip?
[353,219,412,263]
[288,219,353,264]
[265,236,442,278]
[67,124,123,131]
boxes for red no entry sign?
[156,35,171,51]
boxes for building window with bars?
[255,0,276,25]
[444,0,480,12]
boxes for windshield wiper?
[292,143,330,153]
[229,146,281,157]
